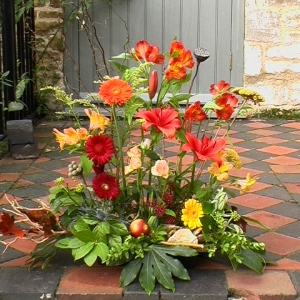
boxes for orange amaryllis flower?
[182,133,226,166]
[84,109,109,132]
[169,40,194,69]
[148,70,158,100]
[210,80,231,96]
[215,93,239,120]
[133,40,164,65]
[164,61,187,81]
[53,127,87,150]
[184,101,207,122]
[99,78,132,107]
[135,107,181,139]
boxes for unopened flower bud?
[141,138,151,150]
[148,69,158,100]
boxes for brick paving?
[0,119,300,299]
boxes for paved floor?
[0,118,300,299]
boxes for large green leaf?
[108,220,129,235]
[152,252,174,292]
[8,101,24,112]
[240,248,264,274]
[73,229,97,243]
[80,154,93,176]
[67,237,85,249]
[55,237,73,249]
[120,245,195,295]
[94,242,109,262]
[84,246,98,266]
[124,97,146,124]
[120,258,143,287]
[139,252,156,295]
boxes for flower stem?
[111,105,126,194]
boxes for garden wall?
[244,0,300,107]
[34,0,64,100]
[34,0,300,109]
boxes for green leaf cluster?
[120,245,197,295]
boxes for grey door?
[64,0,245,98]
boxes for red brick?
[265,258,300,270]
[244,122,274,129]
[226,270,297,300]
[248,129,279,136]
[256,232,300,255]
[264,156,300,165]
[56,266,123,300]
[253,136,287,144]
[0,255,32,267]
[0,173,20,182]
[7,238,37,254]
[258,145,297,155]
[229,167,263,178]
[281,122,300,129]
[284,183,300,194]
[229,194,282,209]
[270,165,300,174]
[0,193,23,205]
[244,211,296,229]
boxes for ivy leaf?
[120,257,143,287]
[240,248,264,274]
[80,154,93,176]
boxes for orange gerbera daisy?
[99,78,132,107]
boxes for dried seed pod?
[193,47,210,63]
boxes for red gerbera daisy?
[85,135,115,166]
[99,78,132,107]
[92,172,120,200]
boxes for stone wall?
[244,0,300,107]
[34,0,64,109]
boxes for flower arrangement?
[0,39,268,295]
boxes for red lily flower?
[135,107,181,139]
[133,40,164,65]
[215,93,239,120]
[210,80,231,96]
[182,132,226,166]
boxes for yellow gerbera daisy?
[181,199,204,230]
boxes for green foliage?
[120,245,197,295]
